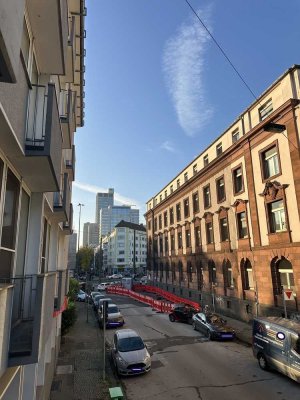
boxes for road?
[104,294,299,400]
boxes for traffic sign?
[284,290,294,301]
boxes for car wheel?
[258,353,269,370]
[192,322,197,331]
[206,330,212,340]
[169,314,175,322]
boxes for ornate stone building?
[145,65,300,322]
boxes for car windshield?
[118,336,145,352]
[108,306,119,314]
[206,314,225,324]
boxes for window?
[224,261,234,288]
[193,164,197,175]
[184,172,188,182]
[291,335,300,356]
[176,203,181,222]
[192,192,199,213]
[164,236,168,253]
[117,258,125,262]
[203,185,211,208]
[237,211,248,238]
[261,145,280,180]
[177,179,180,189]
[171,234,175,251]
[216,177,225,202]
[164,211,168,227]
[169,207,174,225]
[219,217,229,241]
[232,129,240,143]
[268,200,286,233]
[208,261,216,284]
[148,220,151,230]
[259,99,273,121]
[170,185,173,193]
[160,194,162,202]
[278,259,294,291]
[177,232,182,249]
[216,143,222,157]
[41,218,50,274]
[158,215,162,230]
[185,229,191,247]
[206,222,213,244]
[183,198,189,218]
[195,226,201,247]
[164,190,167,199]
[154,217,157,231]
[232,166,244,194]
[21,19,31,68]
[203,154,209,166]
[119,250,125,255]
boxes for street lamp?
[77,203,85,252]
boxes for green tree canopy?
[77,246,94,271]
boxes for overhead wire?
[184,0,298,150]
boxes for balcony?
[59,90,76,149]
[0,275,45,367]
[26,0,68,75]
[0,284,14,376]
[53,173,71,223]
[65,145,75,182]
[63,203,73,235]
[63,16,76,83]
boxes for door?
[289,334,300,382]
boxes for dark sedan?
[192,312,235,340]
[169,304,198,324]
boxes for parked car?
[76,290,87,302]
[97,282,111,291]
[192,312,235,340]
[92,293,105,311]
[108,273,123,279]
[97,297,113,319]
[169,304,198,324]
[253,316,300,382]
[98,303,124,328]
[139,276,148,284]
[111,329,151,376]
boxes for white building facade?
[102,221,147,275]
[0,1,85,399]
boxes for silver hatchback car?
[111,329,151,376]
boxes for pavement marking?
[56,364,73,375]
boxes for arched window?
[196,261,203,291]
[271,257,294,295]
[178,261,183,283]
[208,260,216,285]
[171,262,176,282]
[187,261,193,283]
[159,262,164,281]
[223,259,233,289]
[240,258,254,291]
[165,262,169,282]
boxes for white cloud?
[73,181,141,209]
[160,140,176,153]
[163,6,213,137]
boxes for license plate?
[222,334,233,338]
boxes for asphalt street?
[105,294,300,400]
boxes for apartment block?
[0,1,85,399]
[102,221,147,275]
[99,205,140,237]
[146,65,300,322]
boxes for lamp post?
[77,203,85,252]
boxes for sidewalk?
[50,302,121,400]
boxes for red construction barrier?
[107,285,199,313]
[132,284,200,311]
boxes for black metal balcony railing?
[0,275,43,365]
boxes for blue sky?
[73,0,300,235]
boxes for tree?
[76,246,94,271]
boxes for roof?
[255,316,300,333]
[116,329,139,339]
[115,220,146,232]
